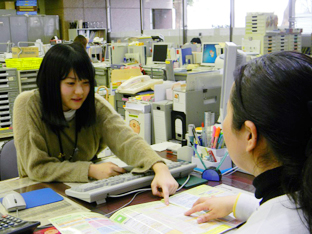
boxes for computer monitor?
[201,42,220,66]
[219,42,247,123]
[181,47,193,65]
[109,43,128,64]
[152,43,169,64]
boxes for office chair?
[0,139,18,180]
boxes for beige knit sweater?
[13,90,163,182]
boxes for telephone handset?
[117,75,163,94]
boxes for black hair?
[36,43,96,132]
[190,37,201,44]
[230,51,312,231]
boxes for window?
[295,0,312,34]
[187,0,230,29]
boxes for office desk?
[13,171,255,220]
[3,151,255,230]
[14,151,255,216]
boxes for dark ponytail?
[230,51,312,232]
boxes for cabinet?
[0,68,19,138]
[0,15,60,53]
[0,17,11,52]
[115,93,137,119]
[68,28,106,41]
[17,70,38,93]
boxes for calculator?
[0,213,40,234]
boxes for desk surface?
[13,152,255,217]
[5,151,255,230]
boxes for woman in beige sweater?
[13,43,178,204]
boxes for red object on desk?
[34,226,60,234]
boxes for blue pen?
[217,134,223,149]
[190,142,207,170]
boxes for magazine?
[49,184,245,234]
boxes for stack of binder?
[16,0,37,15]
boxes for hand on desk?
[151,162,179,205]
[184,195,238,224]
[88,162,126,180]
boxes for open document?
[50,185,245,234]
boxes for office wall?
[110,0,173,32]
[45,0,106,40]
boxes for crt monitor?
[201,42,220,66]
[219,42,247,123]
[152,43,169,63]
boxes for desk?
[3,151,255,230]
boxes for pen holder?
[191,146,231,171]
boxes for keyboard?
[65,160,197,204]
[0,213,40,234]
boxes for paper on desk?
[150,142,181,152]
[0,177,39,198]
[49,185,244,234]
[110,185,242,234]
[0,195,90,227]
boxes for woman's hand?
[184,195,238,223]
[151,162,179,205]
[88,162,126,180]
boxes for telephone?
[116,75,163,94]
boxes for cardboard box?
[12,47,39,58]
[5,1,15,9]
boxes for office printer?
[171,71,222,141]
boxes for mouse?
[2,192,26,212]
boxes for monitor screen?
[201,43,219,66]
[152,43,168,63]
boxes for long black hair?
[36,43,96,132]
[230,51,312,231]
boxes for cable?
[105,191,146,217]
[105,174,192,217]
[108,188,152,198]
[224,168,239,176]
[222,166,238,176]
[176,174,191,192]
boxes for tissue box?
[12,47,38,58]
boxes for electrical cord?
[105,191,146,217]
[176,174,191,192]
[105,174,192,217]
[222,166,238,176]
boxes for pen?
[211,126,216,147]
[192,127,199,145]
[208,149,217,162]
[217,133,223,149]
[188,124,195,146]
[213,127,221,149]
[201,122,207,147]
[190,142,207,170]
